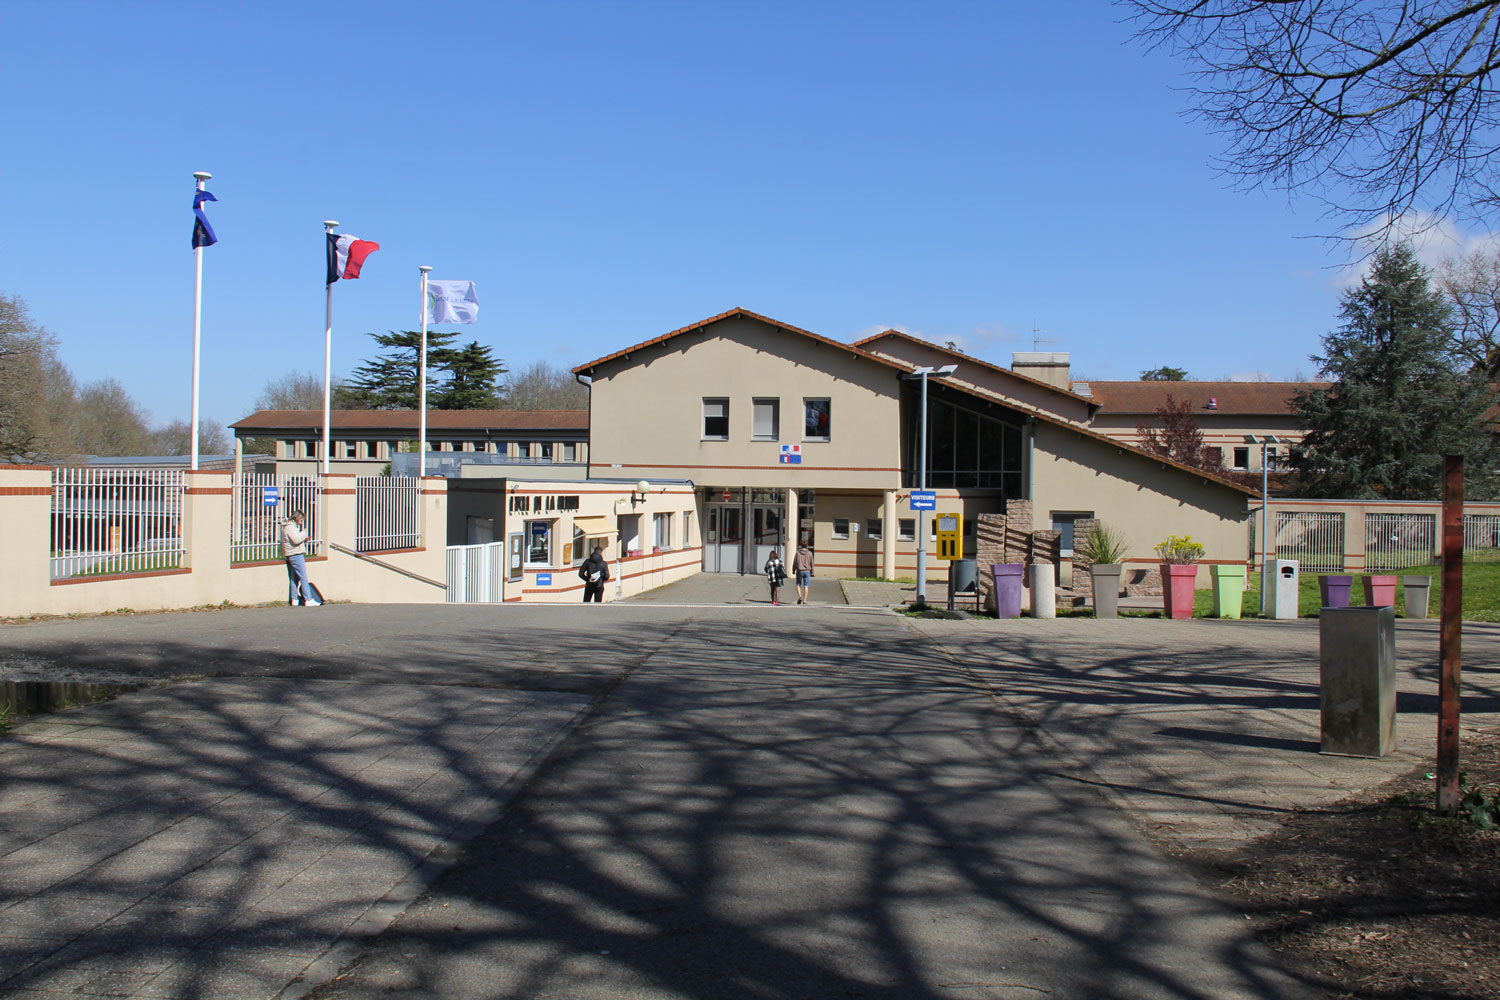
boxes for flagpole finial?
[192,171,212,181]
[323,220,339,231]
[419,265,432,273]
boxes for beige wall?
[499,479,700,603]
[587,315,903,491]
[1091,413,1308,472]
[0,467,448,618]
[1032,424,1253,586]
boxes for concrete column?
[785,487,798,553]
[183,470,232,599]
[882,490,897,580]
[0,465,56,616]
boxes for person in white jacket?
[280,510,321,607]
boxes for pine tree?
[339,330,461,410]
[432,340,506,410]
[1292,244,1500,499]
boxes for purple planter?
[1319,574,1353,609]
[991,563,1024,619]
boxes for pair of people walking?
[765,542,814,605]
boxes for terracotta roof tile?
[231,409,589,432]
[1081,381,1328,416]
[851,329,1099,408]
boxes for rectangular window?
[703,398,729,440]
[525,520,552,565]
[898,518,915,541]
[1050,512,1093,557]
[752,398,780,440]
[683,511,692,545]
[563,442,576,462]
[540,442,553,460]
[832,518,850,539]
[654,512,671,549]
[1265,447,1278,469]
[866,518,882,540]
[804,398,831,441]
[1232,446,1249,470]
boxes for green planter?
[1210,563,1247,619]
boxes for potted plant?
[1075,522,1129,619]
[1155,534,1205,620]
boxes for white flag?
[425,280,479,324]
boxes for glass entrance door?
[752,504,783,571]
[703,504,744,573]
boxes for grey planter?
[1401,575,1431,619]
[1090,563,1122,619]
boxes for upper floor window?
[703,398,729,440]
[804,398,831,441]
[1232,447,1249,470]
[540,442,553,460]
[752,398,780,440]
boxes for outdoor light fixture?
[632,479,650,507]
[899,364,959,604]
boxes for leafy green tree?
[1292,244,1500,499]
[339,330,461,410]
[1139,366,1189,381]
[432,340,505,409]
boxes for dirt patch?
[1177,727,1500,999]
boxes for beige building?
[230,409,589,475]
[574,308,1258,585]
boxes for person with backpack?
[579,545,610,603]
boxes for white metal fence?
[230,473,321,563]
[1275,511,1345,573]
[1365,512,1436,571]
[1465,514,1500,551]
[445,542,504,602]
[51,467,185,580]
[355,476,421,552]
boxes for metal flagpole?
[322,220,339,475]
[190,171,211,471]
[419,266,431,478]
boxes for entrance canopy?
[573,515,615,535]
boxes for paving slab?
[0,678,589,1000]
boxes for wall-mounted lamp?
[632,479,650,507]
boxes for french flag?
[326,233,380,284]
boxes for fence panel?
[51,467,185,580]
[356,476,421,552]
[229,473,321,563]
[1465,514,1500,551]
[1275,510,1345,573]
[445,542,503,602]
[1365,512,1436,571]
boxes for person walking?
[791,542,814,604]
[764,549,787,605]
[280,510,321,607]
[579,545,610,603]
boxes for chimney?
[1011,352,1071,390]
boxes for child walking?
[764,549,788,605]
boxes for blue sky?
[0,0,1455,430]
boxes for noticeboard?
[936,512,963,560]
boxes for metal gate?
[446,541,504,602]
[1276,511,1345,573]
[1365,512,1436,571]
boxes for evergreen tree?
[432,340,506,410]
[339,330,461,410]
[1139,366,1189,381]
[1292,244,1500,499]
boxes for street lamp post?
[902,364,957,605]
[1244,434,1284,613]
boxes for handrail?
[329,542,447,589]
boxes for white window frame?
[866,518,882,540]
[654,512,671,550]
[832,517,850,539]
[803,397,831,442]
[898,518,915,542]
[751,398,780,441]
[703,398,729,441]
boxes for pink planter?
[1362,574,1397,608]
[1160,563,1199,620]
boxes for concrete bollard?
[1318,606,1396,757]
[1029,563,1056,619]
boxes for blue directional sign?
[262,486,279,507]
[536,573,552,586]
[910,490,937,511]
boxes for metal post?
[1437,454,1464,813]
[322,220,339,476]
[1261,442,1269,614]
[419,266,432,478]
[189,171,211,471]
[916,370,929,605]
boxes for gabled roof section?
[1084,381,1328,416]
[852,329,1101,413]
[571,307,910,377]
[231,409,589,432]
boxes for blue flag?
[192,189,218,249]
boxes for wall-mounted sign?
[722,490,731,501]
[536,573,552,586]
[779,444,802,464]
[262,486,279,507]
[509,494,580,513]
